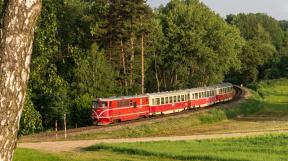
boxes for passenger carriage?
[148,89,190,115]
[215,83,234,102]
[188,86,217,108]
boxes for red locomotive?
[92,83,234,125]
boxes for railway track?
[20,85,246,142]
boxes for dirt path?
[18,130,288,153]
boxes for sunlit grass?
[15,134,288,161]
[85,134,288,161]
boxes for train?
[92,83,235,125]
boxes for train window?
[156,98,160,105]
[161,97,164,104]
[195,93,198,99]
[129,100,133,106]
[192,93,194,99]
[181,95,184,101]
[133,102,137,108]
[169,96,173,103]
[199,93,202,99]
[152,99,155,105]
[174,96,177,102]
[187,94,190,100]
[185,95,187,101]
[177,95,180,102]
[165,97,169,104]
[101,101,108,108]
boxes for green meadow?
[15,134,288,161]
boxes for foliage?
[73,43,119,97]
[226,13,285,84]
[29,0,69,128]
[19,91,43,136]
[152,0,244,90]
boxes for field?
[15,78,288,161]
[15,134,288,161]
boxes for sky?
[147,0,288,20]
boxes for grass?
[14,148,175,161]
[15,134,288,161]
[84,134,288,161]
[13,148,67,161]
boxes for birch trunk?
[0,0,41,161]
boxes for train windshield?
[92,101,108,108]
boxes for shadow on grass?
[259,91,288,97]
[228,99,288,122]
[224,98,263,119]
[83,144,249,161]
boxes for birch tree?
[0,0,41,160]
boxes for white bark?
[0,0,41,161]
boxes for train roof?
[95,94,147,101]
[93,83,233,101]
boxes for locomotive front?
[91,99,111,125]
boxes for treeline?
[1,0,286,134]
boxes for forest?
[1,0,287,135]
